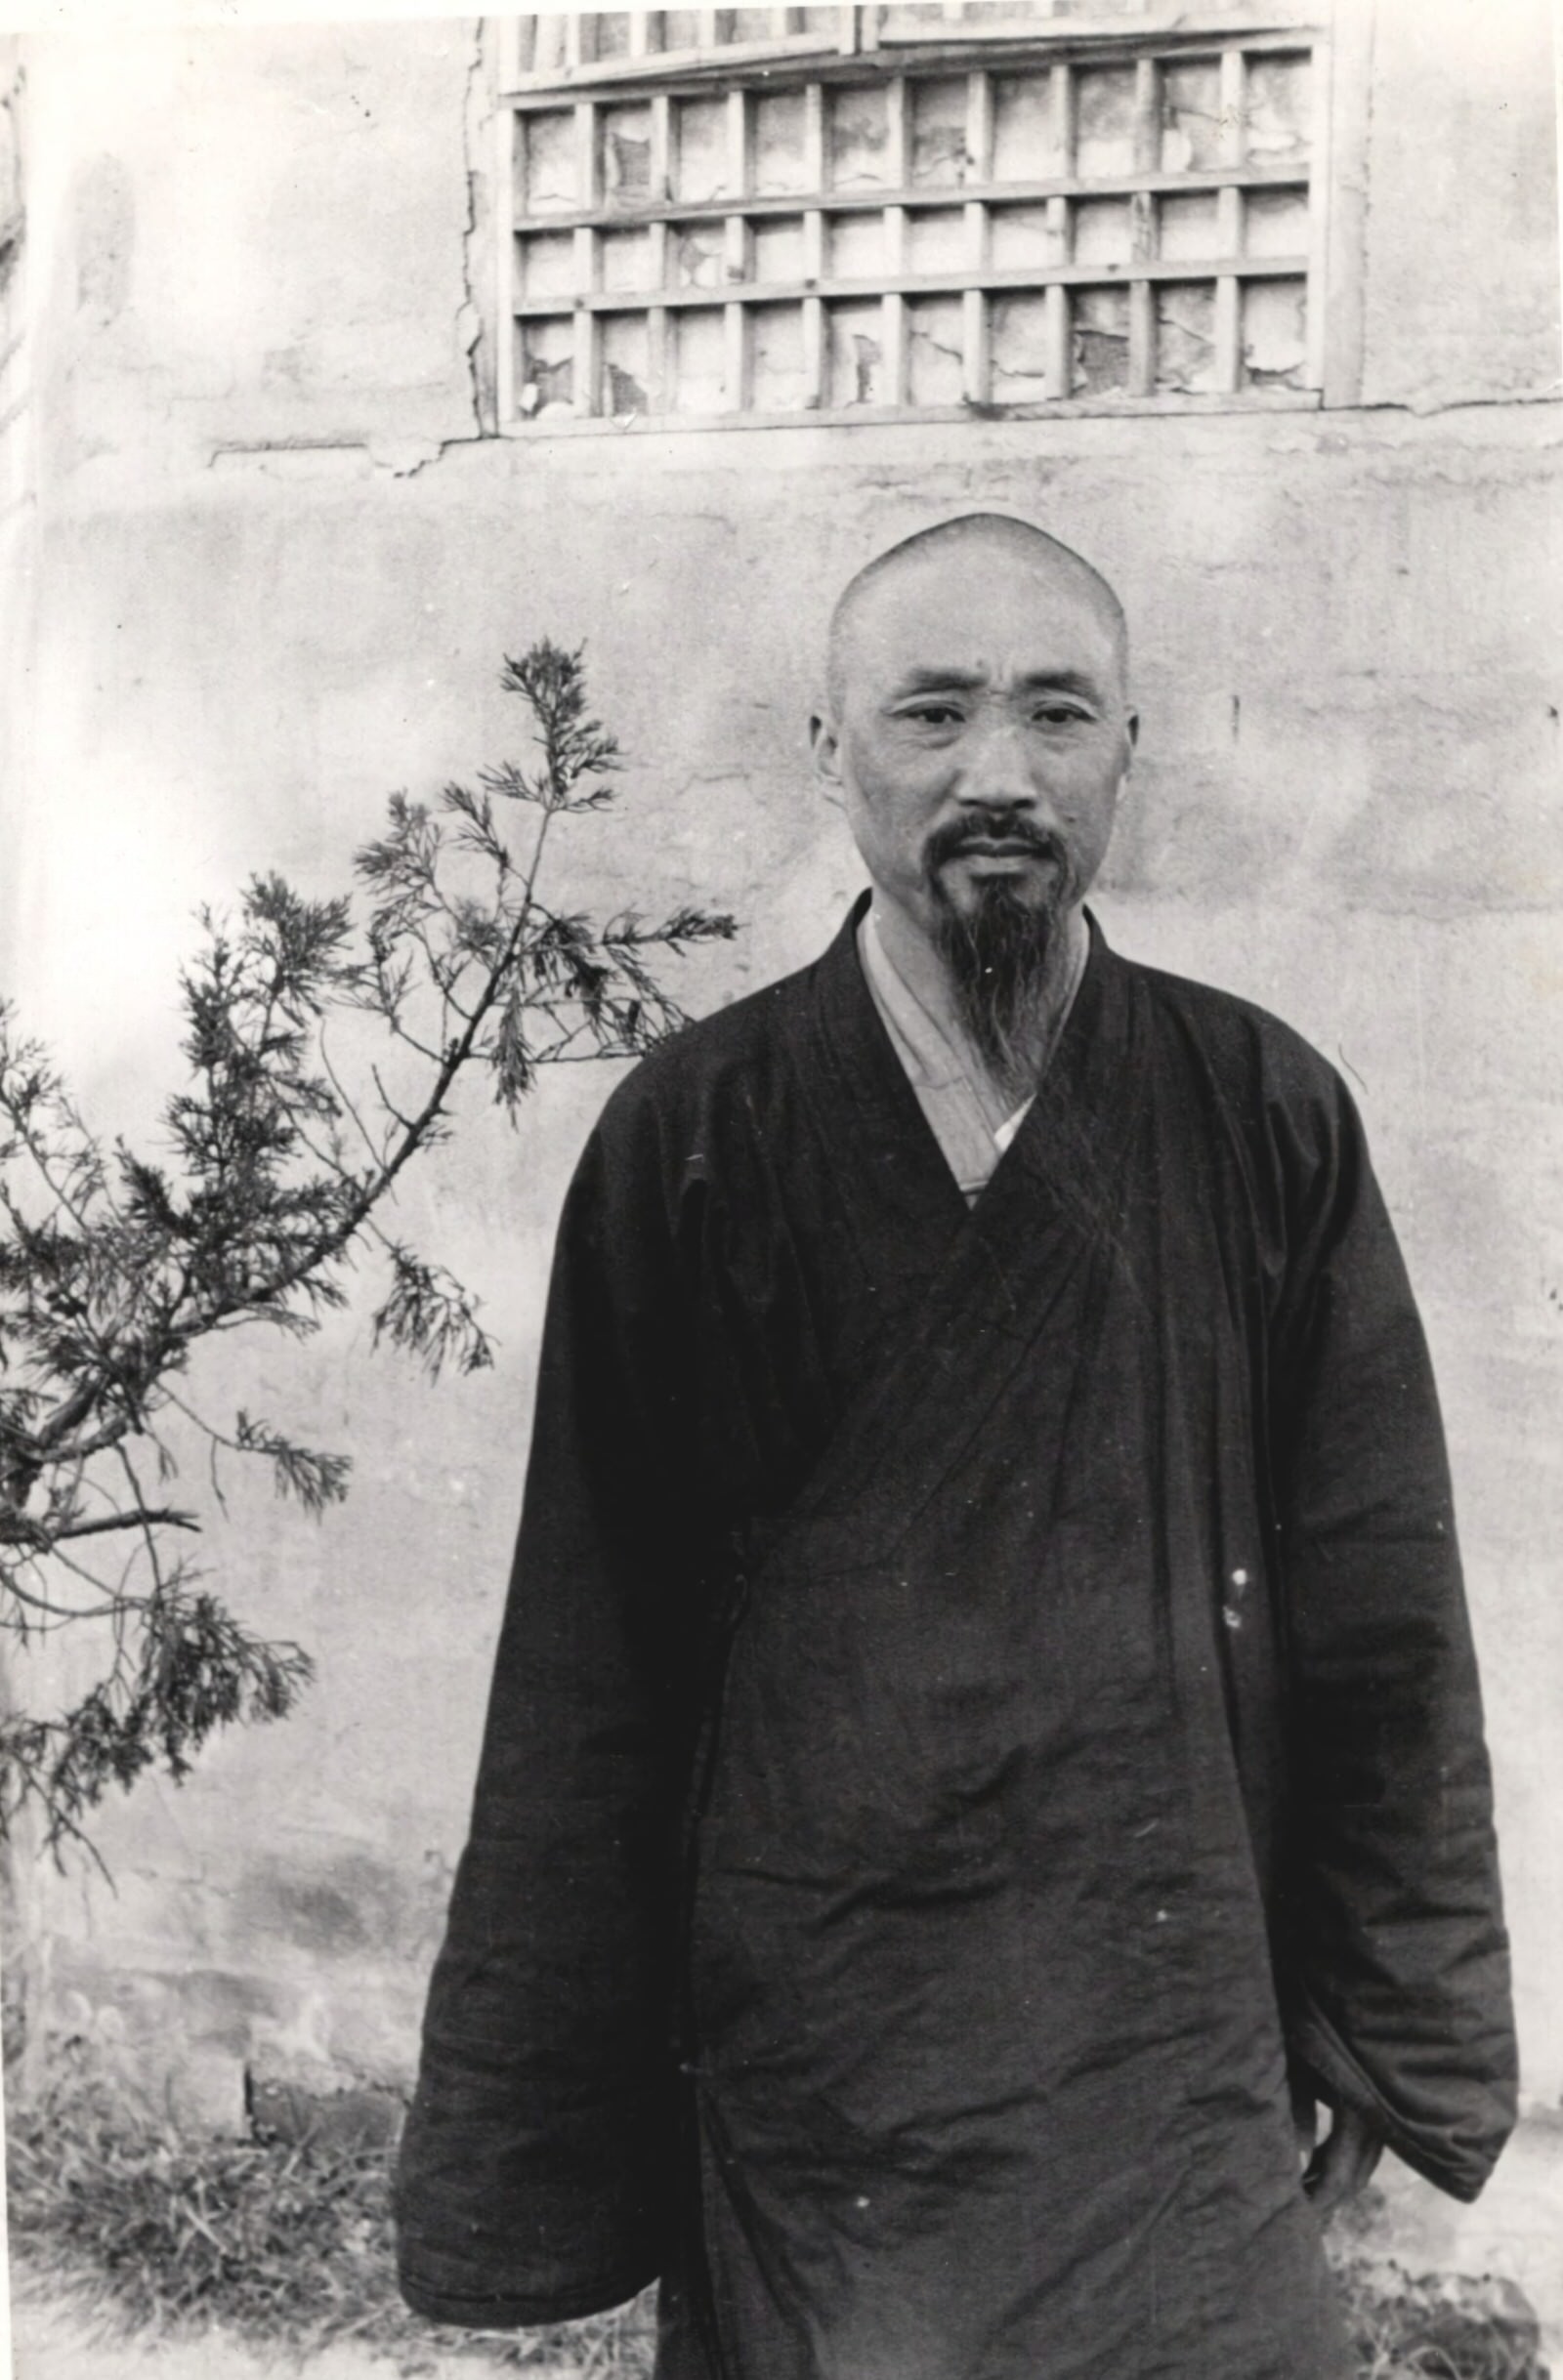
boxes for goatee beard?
[924,822,1077,1106]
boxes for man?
[395,516,1516,2379]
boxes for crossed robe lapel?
[777,900,1148,1567]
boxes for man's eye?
[1034,704,1088,727]
[904,703,964,727]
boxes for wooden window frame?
[491,4,1366,435]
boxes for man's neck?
[868,889,1088,1107]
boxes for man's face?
[813,546,1137,944]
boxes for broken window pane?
[1245,54,1311,167]
[753,215,807,285]
[1155,281,1217,393]
[1073,196,1132,267]
[751,303,811,409]
[1158,191,1220,263]
[990,203,1064,270]
[674,98,731,202]
[991,292,1051,402]
[993,73,1059,183]
[1242,275,1308,387]
[826,300,885,404]
[910,80,971,186]
[602,105,655,209]
[828,212,887,281]
[907,207,973,273]
[1072,285,1130,393]
[521,232,578,300]
[828,84,890,189]
[754,90,811,196]
[1160,59,1223,172]
[519,317,575,418]
[1244,185,1308,260]
[600,312,650,414]
[1075,67,1136,177]
[672,308,727,410]
[673,221,726,290]
[601,228,656,292]
[907,296,965,405]
[523,112,577,216]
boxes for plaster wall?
[4,0,1561,2173]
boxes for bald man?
[397,518,1515,2380]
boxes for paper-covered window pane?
[826,300,885,404]
[672,309,727,410]
[1244,186,1309,261]
[990,203,1064,271]
[907,207,972,273]
[674,99,731,202]
[754,215,807,285]
[754,91,812,196]
[1242,276,1308,388]
[600,313,650,413]
[601,228,656,292]
[519,318,575,418]
[523,112,577,216]
[602,105,654,209]
[1075,67,1136,178]
[911,79,971,186]
[751,303,811,410]
[1160,59,1223,172]
[828,85,890,189]
[1072,286,1129,393]
[1155,282,1217,394]
[521,232,577,300]
[907,296,965,404]
[1158,192,1220,263]
[662,10,701,49]
[1073,196,1132,267]
[1245,53,1312,167]
[828,212,887,281]
[673,222,726,290]
[589,13,633,60]
[727,8,778,39]
[993,74,1058,182]
[991,292,1051,403]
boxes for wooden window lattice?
[498,11,1327,429]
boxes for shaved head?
[825,515,1127,717]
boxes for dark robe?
[395,903,1516,2380]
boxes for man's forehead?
[842,548,1123,677]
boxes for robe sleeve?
[1269,1067,1518,2202]
[394,1086,705,2326]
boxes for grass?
[5,2068,655,2377]
[4,2068,1547,2379]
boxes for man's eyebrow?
[887,665,1106,697]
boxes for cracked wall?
[4,1,1562,2152]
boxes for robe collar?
[794,892,1142,1299]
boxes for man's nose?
[955,718,1042,812]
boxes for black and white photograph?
[0,3,1558,2375]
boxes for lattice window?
[495,6,1331,430]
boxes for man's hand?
[1298,2099,1386,2220]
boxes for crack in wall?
[458,15,488,438]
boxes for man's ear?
[1125,708,1140,754]
[810,709,845,805]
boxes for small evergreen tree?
[0,643,735,1856]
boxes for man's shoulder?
[592,940,826,1149]
[1118,945,1348,1113]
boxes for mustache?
[923,812,1069,874]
